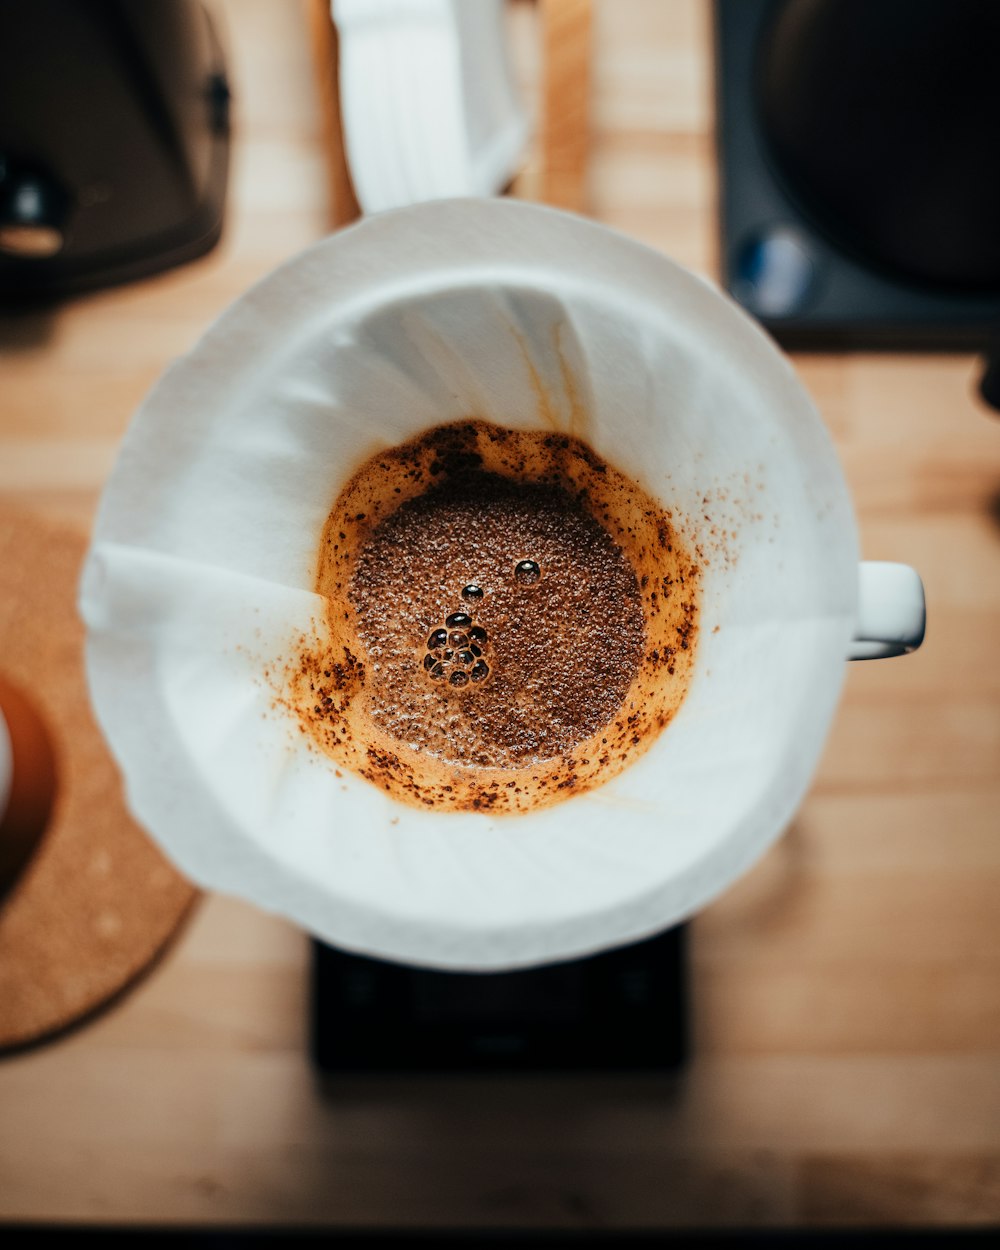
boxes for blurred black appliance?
[714,0,1000,376]
[312,925,689,1074]
[0,0,230,303]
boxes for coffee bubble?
[515,559,541,585]
[461,584,484,602]
[445,611,472,629]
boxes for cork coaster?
[0,505,198,1052]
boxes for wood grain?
[304,0,361,228]
[1,0,998,1228]
[539,0,593,211]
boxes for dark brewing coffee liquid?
[288,421,700,814]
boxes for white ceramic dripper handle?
[850,561,926,660]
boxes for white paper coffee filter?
[81,199,858,970]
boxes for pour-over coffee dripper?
[80,199,925,984]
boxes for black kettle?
[0,0,230,303]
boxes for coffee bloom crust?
[280,420,701,815]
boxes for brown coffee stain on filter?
[283,414,701,814]
[509,320,592,443]
[555,321,593,442]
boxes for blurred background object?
[332,0,530,214]
[0,509,198,1053]
[0,0,230,303]
[715,0,1000,360]
[312,0,591,225]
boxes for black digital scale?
[311,925,688,1074]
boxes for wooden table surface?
[2,0,999,1228]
